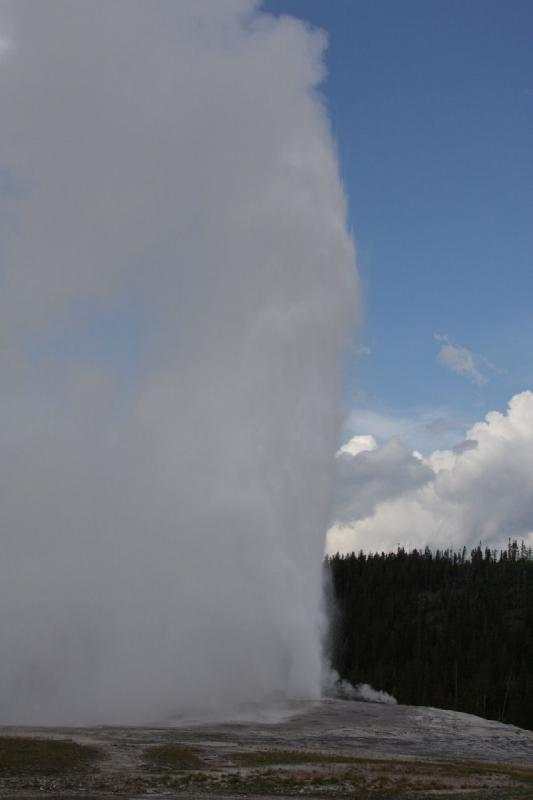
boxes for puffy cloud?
[435,334,496,386]
[328,391,533,555]
[333,437,433,525]
[337,434,377,457]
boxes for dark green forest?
[325,541,533,731]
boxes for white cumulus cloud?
[328,391,533,555]
[336,433,377,457]
[333,437,433,525]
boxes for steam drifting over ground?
[0,1,357,724]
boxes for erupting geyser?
[0,0,358,724]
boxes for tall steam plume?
[0,0,357,724]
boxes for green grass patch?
[435,759,533,786]
[143,744,205,771]
[226,754,533,798]
[0,736,99,776]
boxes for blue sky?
[2,1,531,455]
[266,0,533,451]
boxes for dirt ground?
[1,698,532,799]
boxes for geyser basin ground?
[1,699,532,799]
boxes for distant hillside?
[325,542,533,730]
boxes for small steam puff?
[322,669,397,706]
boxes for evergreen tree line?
[325,541,533,730]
